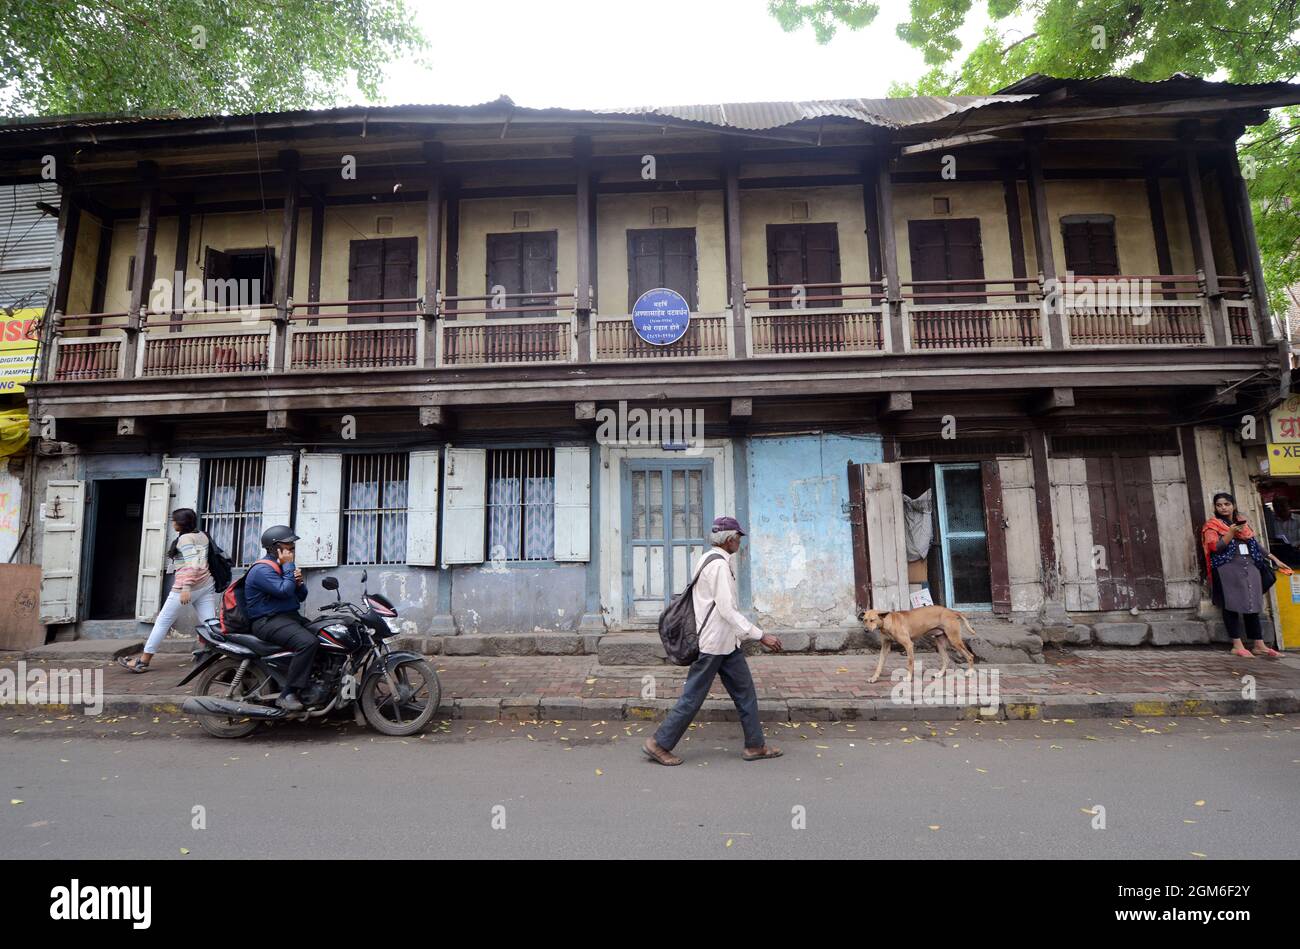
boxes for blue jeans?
[654,648,765,751]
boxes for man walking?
[642,516,783,766]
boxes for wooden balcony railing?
[138,308,274,376]
[902,278,1046,350]
[1057,275,1212,347]
[592,311,732,361]
[744,283,886,357]
[52,334,128,381]
[287,299,422,371]
[437,291,576,366]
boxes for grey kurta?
[1214,547,1263,615]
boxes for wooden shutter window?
[626,227,698,310]
[1061,216,1119,277]
[907,218,986,304]
[348,237,418,323]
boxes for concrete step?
[24,639,143,661]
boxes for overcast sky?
[373,0,1018,108]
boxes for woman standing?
[1201,492,1285,658]
[118,508,219,673]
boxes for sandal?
[1252,646,1282,659]
[1230,648,1253,658]
[742,746,783,761]
[116,656,152,674]
[641,738,682,766]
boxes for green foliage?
[767,0,881,44]
[0,0,426,117]
[773,0,1300,313]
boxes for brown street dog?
[858,606,978,683]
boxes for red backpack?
[219,559,281,637]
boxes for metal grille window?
[487,448,554,562]
[200,457,266,567]
[343,453,409,565]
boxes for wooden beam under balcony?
[1179,144,1226,346]
[1024,138,1062,349]
[1030,387,1074,414]
[882,392,912,416]
[272,150,301,371]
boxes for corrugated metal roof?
[592,95,1029,130]
[998,72,1300,98]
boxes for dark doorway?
[87,479,146,620]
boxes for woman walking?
[118,508,219,673]
[1201,492,1285,659]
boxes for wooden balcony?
[42,273,1266,387]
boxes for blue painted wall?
[746,434,882,628]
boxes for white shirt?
[691,547,762,655]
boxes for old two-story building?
[3,74,1298,649]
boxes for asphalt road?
[1,711,1296,859]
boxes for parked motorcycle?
[179,571,440,739]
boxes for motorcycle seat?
[223,633,287,656]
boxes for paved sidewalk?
[3,645,1299,721]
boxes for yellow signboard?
[1267,442,1300,476]
[0,308,40,394]
[1269,394,1300,443]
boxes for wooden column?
[41,182,80,382]
[306,190,325,321]
[1220,145,1275,351]
[171,196,191,332]
[1028,428,1066,621]
[88,218,112,320]
[124,160,159,378]
[860,157,882,303]
[1025,139,1062,349]
[445,182,460,302]
[1145,162,1177,300]
[423,141,444,367]
[574,136,593,362]
[724,158,745,358]
[1000,158,1028,303]
[874,155,903,351]
[1180,147,1226,346]
[272,150,300,371]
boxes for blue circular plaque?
[631,288,691,346]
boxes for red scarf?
[1201,517,1254,577]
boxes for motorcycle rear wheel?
[194,658,269,739]
[360,658,441,736]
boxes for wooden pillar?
[724,158,745,358]
[88,216,112,327]
[1028,429,1066,621]
[445,182,460,303]
[40,184,80,382]
[1145,162,1176,300]
[1000,158,1028,303]
[423,141,444,367]
[1180,147,1227,346]
[875,155,903,352]
[306,191,325,321]
[272,150,300,371]
[1219,145,1275,351]
[171,196,191,332]
[124,160,159,378]
[1025,139,1063,349]
[860,157,882,303]
[574,136,593,362]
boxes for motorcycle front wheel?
[360,658,441,736]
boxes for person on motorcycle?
[246,525,315,712]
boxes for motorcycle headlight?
[383,616,401,632]
[325,624,349,635]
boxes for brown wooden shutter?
[380,237,416,314]
[1061,217,1119,276]
[347,239,383,322]
[907,219,985,304]
[766,223,841,309]
[627,228,697,309]
[981,460,1011,614]
[521,231,558,314]
[803,223,842,306]
[201,248,231,302]
[907,220,948,303]
[946,218,985,304]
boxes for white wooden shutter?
[135,477,171,621]
[38,480,86,624]
[441,447,486,565]
[261,454,294,536]
[860,462,910,611]
[998,458,1046,613]
[161,455,200,513]
[406,450,441,566]
[295,453,342,567]
[1048,456,1099,611]
[553,446,591,562]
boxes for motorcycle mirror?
[360,569,368,588]
[321,576,339,592]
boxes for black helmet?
[260,525,300,551]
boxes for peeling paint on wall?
[747,434,882,628]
